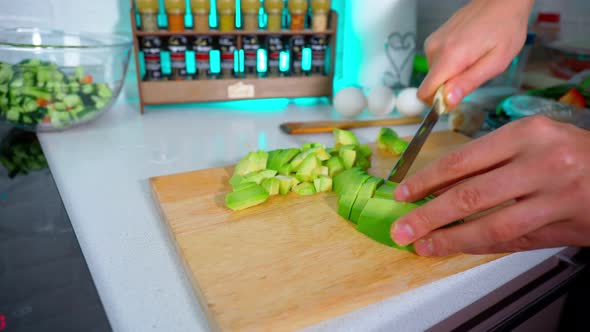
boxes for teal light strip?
[257,48,267,73]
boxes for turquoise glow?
[210,50,221,74]
[257,48,267,73]
[209,0,218,28]
[302,47,311,72]
[235,0,242,28]
[279,51,289,72]
[186,50,196,74]
[239,49,245,73]
[257,132,268,150]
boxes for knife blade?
[388,86,448,182]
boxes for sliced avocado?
[349,177,385,224]
[268,148,300,171]
[333,128,360,147]
[229,173,244,189]
[266,149,284,171]
[226,184,270,211]
[358,144,373,158]
[234,150,269,176]
[374,181,399,199]
[279,163,293,176]
[333,167,365,195]
[357,198,418,251]
[355,155,371,170]
[337,174,371,219]
[292,182,316,196]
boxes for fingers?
[443,49,513,110]
[417,42,483,105]
[394,122,522,203]
[411,193,574,257]
[391,158,541,247]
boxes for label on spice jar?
[310,35,328,75]
[193,35,213,77]
[219,35,236,76]
[140,36,163,80]
[243,35,261,76]
[168,35,188,79]
[267,35,284,75]
[290,35,306,75]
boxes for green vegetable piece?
[268,148,300,171]
[279,163,293,176]
[392,139,409,155]
[0,63,14,82]
[313,175,333,193]
[377,127,408,155]
[339,148,357,169]
[262,177,280,196]
[64,94,82,108]
[337,174,370,219]
[296,154,321,182]
[292,182,316,196]
[229,173,244,189]
[225,184,270,211]
[374,181,399,199]
[333,167,365,195]
[357,198,418,251]
[97,83,112,98]
[302,142,325,152]
[290,146,329,171]
[81,83,95,95]
[234,150,269,176]
[349,177,384,224]
[358,144,373,158]
[74,66,85,81]
[355,155,371,170]
[6,108,20,121]
[326,156,345,177]
[314,166,329,178]
[326,147,339,156]
[242,169,278,185]
[276,175,298,195]
[333,128,360,148]
[232,182,259,192]
[266,149,284,170]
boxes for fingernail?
[446,86,463,106]
[416,238,434,256]
[394,184,410,201]
[392,221,415,245]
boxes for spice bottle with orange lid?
[164,0,186,32]
[288,0,308,31]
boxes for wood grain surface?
[150,130,507,332]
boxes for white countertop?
[37,95,563,332]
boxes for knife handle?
[280,116,423,135]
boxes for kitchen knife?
[388,86,449,182]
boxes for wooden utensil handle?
[280,116,423,135]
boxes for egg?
[333,87,367,117]
[367,85,397,116]
[396,88,427,116]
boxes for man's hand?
[391,116,590,256]
[418,0,534,110]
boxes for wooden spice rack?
[130,3,339,114]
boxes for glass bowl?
[0,28,132,132]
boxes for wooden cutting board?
[150,130,506,332]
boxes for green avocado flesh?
[224,127,431,252]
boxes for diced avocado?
[276,175,298,195]
[326,147,339,156]
[279,163,293,176]
[234,150,269,176]
[292,182,316,196]
[302,142,325,151]
[229,173,245,189]
[314,175,333,193]
[262,177,280,196]
[232,181,259,192]
[374,181,399,199]
[337,174,371,219]
[266,149,284,170]
[339,148,357,169]
[355,155,371,170]
[296,154,320,182]
[349,177,385,223]
[242,169,278,185]
[314,166,329,178]
[377,127,408,155]
[269,148,300,171]
[326,156,345,177]
[358,144,373,158]
[392,139,409,155]
[357,198,418,251]
[333,128,360,147]
[225,184,270,211]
